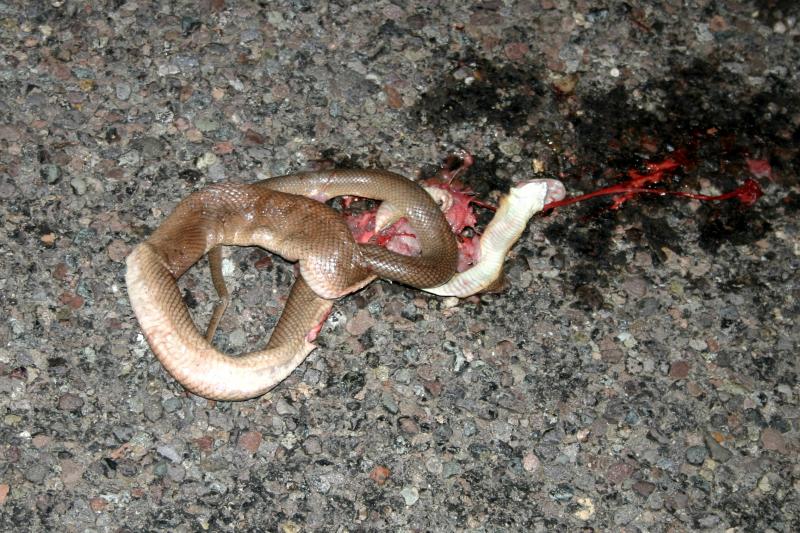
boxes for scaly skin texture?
[425,179,566,296]
[126,171,458,400]
[262,169,458,288]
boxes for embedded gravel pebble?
[1,1,798,531]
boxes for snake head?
[539,178,567,205]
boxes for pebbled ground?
[0,1,798,531]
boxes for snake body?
[126,170,457,400]
[127,167,565,400]
[425,179,565,296]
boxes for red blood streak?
[341,152,763,275]
[306,308,332,342]
[545,152,763,211]
[544,178,763,210]
[344,152,496,271]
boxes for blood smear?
[545,153,763,211]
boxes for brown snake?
[126,170,458,400]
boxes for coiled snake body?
[126,169,565,400]
[126,170,458,400]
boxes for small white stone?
[574,497,595,520]
[522,452,540,472]
[400,486,419,506]
[195,152,218,170]
[618,331,637,348]
[689,338,708,351]
[221,257,236,276]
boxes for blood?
[422,181,479,234]
[544,153,763,211]
[746,158,773,180]
[344,152,494,271]
[545,178,763,210]
[306,309,332,342]
[343,150,765,273]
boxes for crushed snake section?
[126,168,565,400]
[127,170,457,400]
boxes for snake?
[126,169,565,400]
[425,179,565,297]
[126,170,458,400]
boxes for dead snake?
[126,170,458,400]
[126,169,565,400]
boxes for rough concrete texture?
[1,1,798,531]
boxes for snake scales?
[126,168,565,400]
